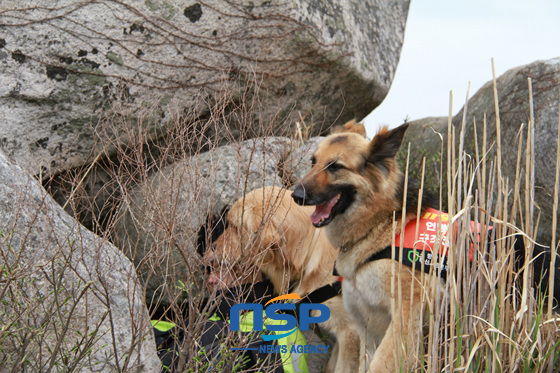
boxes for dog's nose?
[292,185,306,205]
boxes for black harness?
[296,280,342,305]
[362,245,450,280]
[272,279,343,319]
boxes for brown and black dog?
[205,186,360,373]
[292,121,429,372]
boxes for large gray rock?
[455,58,560,245]
[402,59,560,245]
[0,151,159,371]
[113,137,295,304]
[281,136,325,186]
[398,116,448,203]
[0,0,410,178]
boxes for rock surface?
[455,58,560,245]
[0,0,410,178]
[0,150,159,371]
[402,59,560,245]
[398,116,448,202]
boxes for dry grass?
[391,60,560,373]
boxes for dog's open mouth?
[310,193,340,227]
[292,184,355,227]
[309,192,352,228]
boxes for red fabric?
[394,208,490,260]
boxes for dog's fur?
[207,186,360,373]
[292,122,432,372]
[292,120,560,372]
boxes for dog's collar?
[339,212,400,253]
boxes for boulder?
[0,151,159,371]
[398,116,449,203]
[0,0,410,178]
[402,59,560,245]
[455,58,560,245]
[281,136,325,186]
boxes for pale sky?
[364,0,560,135]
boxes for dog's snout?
[292,185,306,205]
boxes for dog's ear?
[330,119,367,138]
[367,123,408,168]
[196,207,230,257]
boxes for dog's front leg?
[359,333,369,373]
[334,327,361,373]
[324,342,338,373]
[367,296,424,373]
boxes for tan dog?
[292,121,437,372]
[207,186,360,373]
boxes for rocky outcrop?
[394,116,449,208]
[456,58,560,245]
[402,58,560,245]
[0,0,410,178]
[0,150,159,371]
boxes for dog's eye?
[311,156,316,166]
[328,162,344,171]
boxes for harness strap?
[282,279,343,317]
[363,245,449,280]
[297,281,342,305]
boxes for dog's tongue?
[310,194,340,225]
